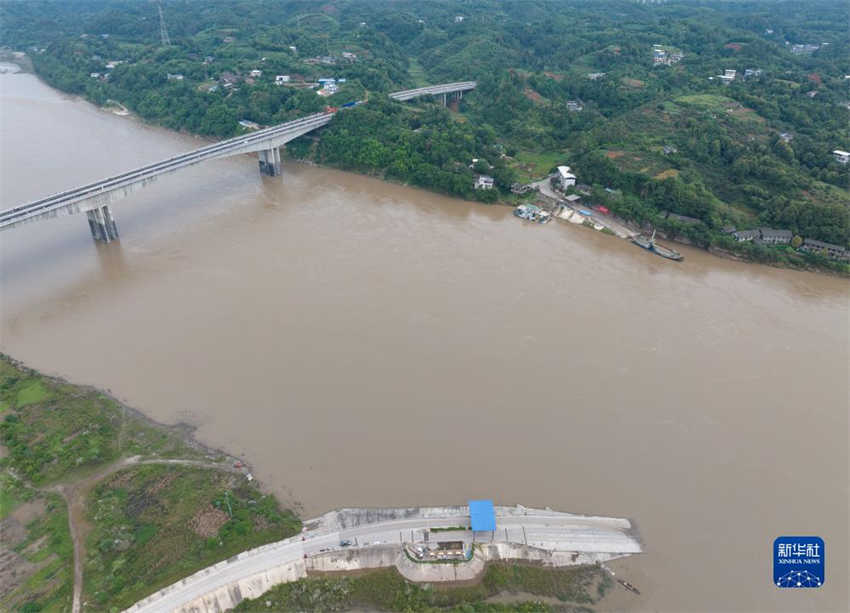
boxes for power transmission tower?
[157,1,171,46]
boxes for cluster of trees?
[313,98,516,201]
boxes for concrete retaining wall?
[176,560,306,613]
[308,545,401,574]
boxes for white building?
[474,175,494,190]
[833,150,850,164]
[249,69,262,78]
[556,166,576,188]
[717,69,736,85]
[454,15,465,23]
[275,75,290,85]
[166,73,184,81]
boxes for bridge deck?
[389,81,476,101]
[1,82,477,231]
[0,111,334,228]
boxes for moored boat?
[514,204,551,223]
[631,229,683,261]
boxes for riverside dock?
[125,502,642,613]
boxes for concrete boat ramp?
[125,504,642,613]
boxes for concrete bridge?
[0,111,334,242]
[389,81,476,104]
[0,81,476,243]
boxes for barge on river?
[514,204,551,223]
[632,229,683,261]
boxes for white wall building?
[474,175,494,190]
[556,166,576,188]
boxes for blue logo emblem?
[774,536,824,588]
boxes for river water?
[1,66,847,612]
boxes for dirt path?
[42,456,244,613]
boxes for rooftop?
[469,499,496,531]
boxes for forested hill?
[2,0,848,267]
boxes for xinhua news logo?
[774,536,824,588]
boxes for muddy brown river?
[1,66,847,612]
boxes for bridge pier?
[258,147,281,177]
[86,205,119,243]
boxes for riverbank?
[0,354,301,612]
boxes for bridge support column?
[442,93,447,106]
[86,205,119,243]
[258,147,281,177]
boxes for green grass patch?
[232,563,609,611]
[0,475,73,613]
[0,355,199,485]
[83,464,301,610]
[16,381,50,406]
[431,526,469,532]
[675,93,735,110]
[511,150,566,181]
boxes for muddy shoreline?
[0,352,289,506]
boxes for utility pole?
[158,1,171,46]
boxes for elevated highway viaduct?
[0,81,475,243]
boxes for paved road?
[125,507,640,613]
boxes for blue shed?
[468,499,496,531]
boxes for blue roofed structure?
[468,499,496,531]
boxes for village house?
[757,228,793,245]
[779,132,793,143]
[832,150,850,164]
[342,52,357,61]
[566,100,583,112]
[717,69,736,84]
[275,75,290,85]
[662,144,678,155]
[652,45,683,66]
[166,73,184,81]
[733,229,760,242]
[555,166,576,189]
[238,120,260,130]
[474,175,494,190]
[587,72,606,80]
[249,69,262,78]
[219,72,240,88]
[289,45,297,53]
[454,15,465,23]
[744,68,763,79]
[799,238,848,260]
[790,43,819,55]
